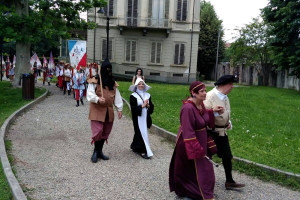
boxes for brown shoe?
[225,182,245,189]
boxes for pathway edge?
[0,89,49,200]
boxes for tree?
[197,0,225,79]
[0,0,107,86]
[262,0,300,78]
[229,17,273,86]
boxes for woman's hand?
[142,99,149,108]
[213,106,224,115]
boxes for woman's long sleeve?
[130,95,142,116]
[181,107,205,160]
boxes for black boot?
[91,141,99,163]
[76,100,79,107]
[43,82,45,85]
[68,90,71,95]
[73,92,75,99]
[48,82,51,86]
[64,90,66,95]
[98,139,109,160]
[80,98,84,105]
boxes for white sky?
[208,0,270,42]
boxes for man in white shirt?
[204,75,245,190]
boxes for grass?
[117,81,300,188]
[0,81,46,200]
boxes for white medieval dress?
[129,78,154,157]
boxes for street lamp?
[97,7,110,60]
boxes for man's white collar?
[213,87,227,101]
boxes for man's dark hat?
[214,75,236,86]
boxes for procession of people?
[2,51,246,199]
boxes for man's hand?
[118,111,122,119]
[227,123,231,129]
[98,97,105,104]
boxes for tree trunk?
[13,42,31,86]
[12,0,30,87]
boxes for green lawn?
[0,81,46,200]
[118,81,300,175]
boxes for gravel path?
[6,81,300,200]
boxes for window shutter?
[127,0,133,25]
[179,44,185,65]
[164,0,170,27]
[102,39,107,60]
[176,0,182,21]
[156,42,162,63]
[182,0,187,21]
[148,0,152,26]
[150,42,156,63]
[174,43,179,65]
[108,40,112,60]
[133,0,138,26]
[131,41,137,62]
[109,0,114,16]
[125,41,131,62]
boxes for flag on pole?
[30,54,35,66]
[6,56,10,63]
[13,55,16,65]
[35,55,42,69]
[49,51,54,69]
[68,40,86,70]
[43,55,48,67]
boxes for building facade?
[87,0,200,83]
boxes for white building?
[87,0,200,83]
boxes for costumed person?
[204,75,245,190]
[169,81,224,200]
[62,63,71,95]
[8,64,14,82]
[73,66,86,107]
[87,62,98,80]
[58,61,64,90]
[87,58,123,163]
[129,78,154,159]
[42,63,51,85]
[32,62,38,83]
[70,65,75,98]
[132,68,145,85]
[5,62,10,79]
[81,65,87,97]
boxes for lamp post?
[97,7,110,60]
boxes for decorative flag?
[13,55,16,65]
[49,51,54,69]
[6,56,10,63]
[43,55,48,67]
[68,40,86,70]
[36,55,42,69]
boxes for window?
[61,39,67,57]
[101,38,113,61]
[150,42,162,64]
[125,71,135,74]
[125,40,137,63]
[150,72,160,76]
[127,0,138,26]
[174,43,185,65]
[176,0,187,21]
[104,0,114,16]
[173,73,183,77]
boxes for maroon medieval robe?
[169,101,215,200]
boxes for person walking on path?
[129,78,154,159]
[87,58,123,163]
[169,81,224,200]
[204,75,245,190]
[73,66,86,107]
[42,63,51,86]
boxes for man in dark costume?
[87,58,123,163]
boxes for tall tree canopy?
[197,0,225,79]
[262,0,300,77]
[0,0,107,86]
[229,17,273,86]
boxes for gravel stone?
[6,81,300,200]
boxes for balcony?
[117,16,172,37]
